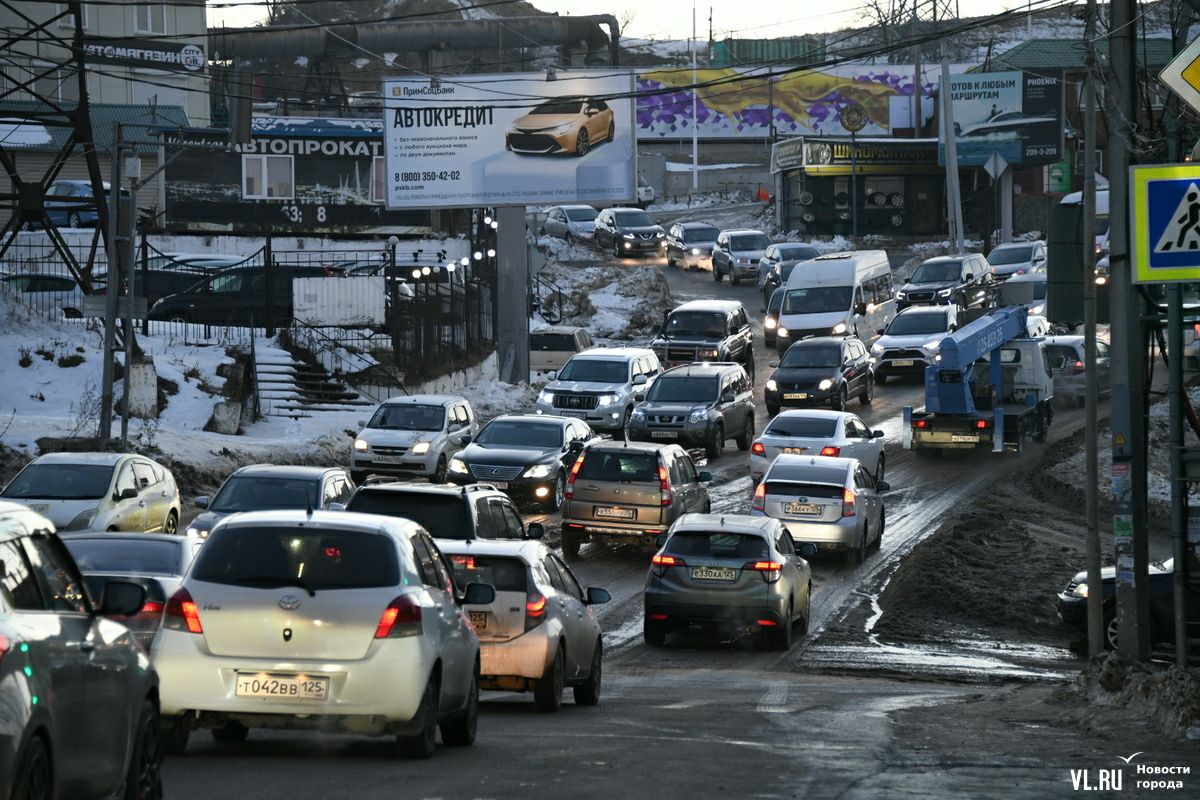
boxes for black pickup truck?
[650,299,755,379]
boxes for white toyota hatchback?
[152,510,495,759]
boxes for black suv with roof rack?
[626,362,756,459]
[345,481,544,541]
[649,299,755,378]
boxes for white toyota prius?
[152,509,494,759]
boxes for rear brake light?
[819,446,840,456]
[658,463,672,506]
[1072,359,1085,375]
[140,600,165,616]
[842,488,856,517]
[0,634,9,666]
[375,595,423,638]
[525,592,547,631]
[745,560,783,583]
[450,554,476,571]
[751,442,765,456]
[565,453,585,499]
[974,419,989,430]
[751,482,766,512]
[756,619,779,627]
[651,553,685,577]
[163,588,203,634]
[914,419,929,429]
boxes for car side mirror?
[548,370,558,381]
[117,487,138,501]
[586,587,611,605]
[634,393,646,403]
[194,495,210,509]
[769,362,778,368]
[357,419,366,428]
[964,273,974,281]
[697,470,712,482]
[655,534,668,549]
[568,440,585,452]
[871,430,884,439]
[460,582,496,606]
[99,580,146,617]
[632,374,648,386]
[326,502,346,512]
[459,434,472,445]
[877,481,891,492]
[721,392,735,404]
[797,543,817,559]
[526,522,545,540]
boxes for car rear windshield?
[682,226,719,243]
[565,208,598,222]
[885,313,949,336]
[765,480,844,498]
[765,418,837,438]
[576,451,659,482]
[531,333,576,351]
[730,234,771,250]
[646,376,718,403]
[368,403,445,432]
[987,246,1033,266]
[345,492,470,539]
[64,538,180,575]
[447,554,528,592]
[783,286,852,315]
[557,358,627,383]
[192,526,399,590]
[780,344,841,369]
[2,463,113,500]
[209,476,319,513]
[666,531,768,560]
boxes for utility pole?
[912,7,921,134]
[939,53,965,253]
[98,126,123,446]
[691,1,698,194]
[1082,0,1103,658]
[1108,0,1151,661]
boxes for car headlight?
[765,379,778,391]
[896,291,907,300]
[656,231,665,238]
[64,508,98,531]
[1031,304,1045,315]
[523,463,554,479]
[938,288,953,297]
[623,232,636,240]
[689,407,710,423]
[870,344,884,356]
[1071,582,1088,598]
[550,122,573,135]
[699,349,719,359]
[186,526,209,539]
[765,317,777,330]
[832,322,848,335]
[777,326,789,338]
[354,438,368,452]
[631,408,646,421]
[596,393,621,406]
[538,390,555,404]
[449,457,469,475]
[691,247,700,255]
[924,341,940,354]
[818,378,834,391]
[411,442,431,455]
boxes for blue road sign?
[1131,164,1200,283]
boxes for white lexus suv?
[152,509,495,758]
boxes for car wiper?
[233,576,316,596]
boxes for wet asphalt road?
[164,210,1103,799]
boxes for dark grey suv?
[627,363,756,459]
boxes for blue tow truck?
[903,305,1055,453]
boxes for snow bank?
[536,263,673,341]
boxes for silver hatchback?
[644,514,813,650]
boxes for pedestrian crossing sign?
[1132,164,1200,283]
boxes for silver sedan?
[750,410,885,485]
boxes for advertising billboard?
[938,71,1063,167]
[382,72,636,209]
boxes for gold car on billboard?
[506,98,616,156]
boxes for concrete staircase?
[253,344,376,418]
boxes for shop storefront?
[771,136,947,237]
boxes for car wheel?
[573,639,603,706]
[562,528,581,558]
[548,473,566,511]
[163,510,178,535]
[613,240,622,259]
[846,529,866,566]
[396,671,439,759]
[798,586,812,636]
[431,455,448,484]
[731,269,741,286]
[565,231,574,244]
[621,408,633,441]
[713,263,723,282]
[770,602,794,651]
[159,717,190,756]
[643,618,667,646]
[211,722,248,744]
[705,423,724,460]
[13,735,52,800]
[1104,609,1119,651]
[440,661,479,746]
[575,129,590,156]
[876,372,889,385]
[67,211,82,228]
[607,120,615,142]
[871,509,884,552]
[736,415,754,451]
[534,645,565,712]
[860,375,874,406]
[831,386,847,411]
[874,453,886,485]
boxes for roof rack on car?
[462,484,495,493]
[362,475,405,486]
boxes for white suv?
[534,348,663,435]
[352,395,477,484]
[152,510,495,758]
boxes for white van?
[775,250,895,353]
[1059,187,1109,255]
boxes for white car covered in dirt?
[0,451,182,533]
[749,410,885,485]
